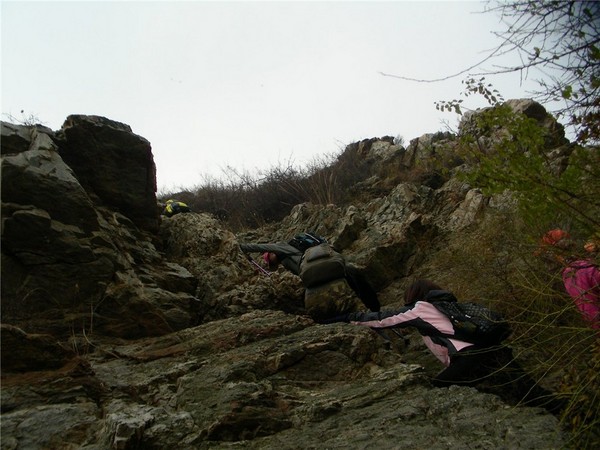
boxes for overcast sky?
[2,1,552,192]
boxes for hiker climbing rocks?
[239,232,380,320]
[325,279,565,415]
[162,199,191,217]
[562,237,600,330]
[537,229,600,330]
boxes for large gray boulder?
[1,120,199,339]
[55,115,159,233]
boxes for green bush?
[422,209,598,448]
[446,103,599,448]
[456,104,600,236]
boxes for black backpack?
[288,232,328,253]
[431,301,512,346]
[299,243,346,288]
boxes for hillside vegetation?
[1,101,597,448]
[161,101,599,448]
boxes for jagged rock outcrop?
[1,120,198,339]
[0,103,570,449]
[459,98,571,158]
[55,115,159,233]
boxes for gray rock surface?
[1,104,570,449]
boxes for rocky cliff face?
[1,103,567,449]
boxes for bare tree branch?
[390,1,600,144]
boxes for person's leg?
[434,346,565,415]
[475,346,566,415]
[432,350,488,387]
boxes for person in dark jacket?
[329,279,564,415]
[239,240,380,312]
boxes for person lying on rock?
[323,279,565,415]
[239,236,380,319]
[162,199,191,217]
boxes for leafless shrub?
[160,143,381,229]
[2,110,47,126]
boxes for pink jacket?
[562,260,600,329]
[352,301,474,366]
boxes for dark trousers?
[432,346,564,415]
[344,266,380,312]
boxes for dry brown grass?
[420,211,599,448]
